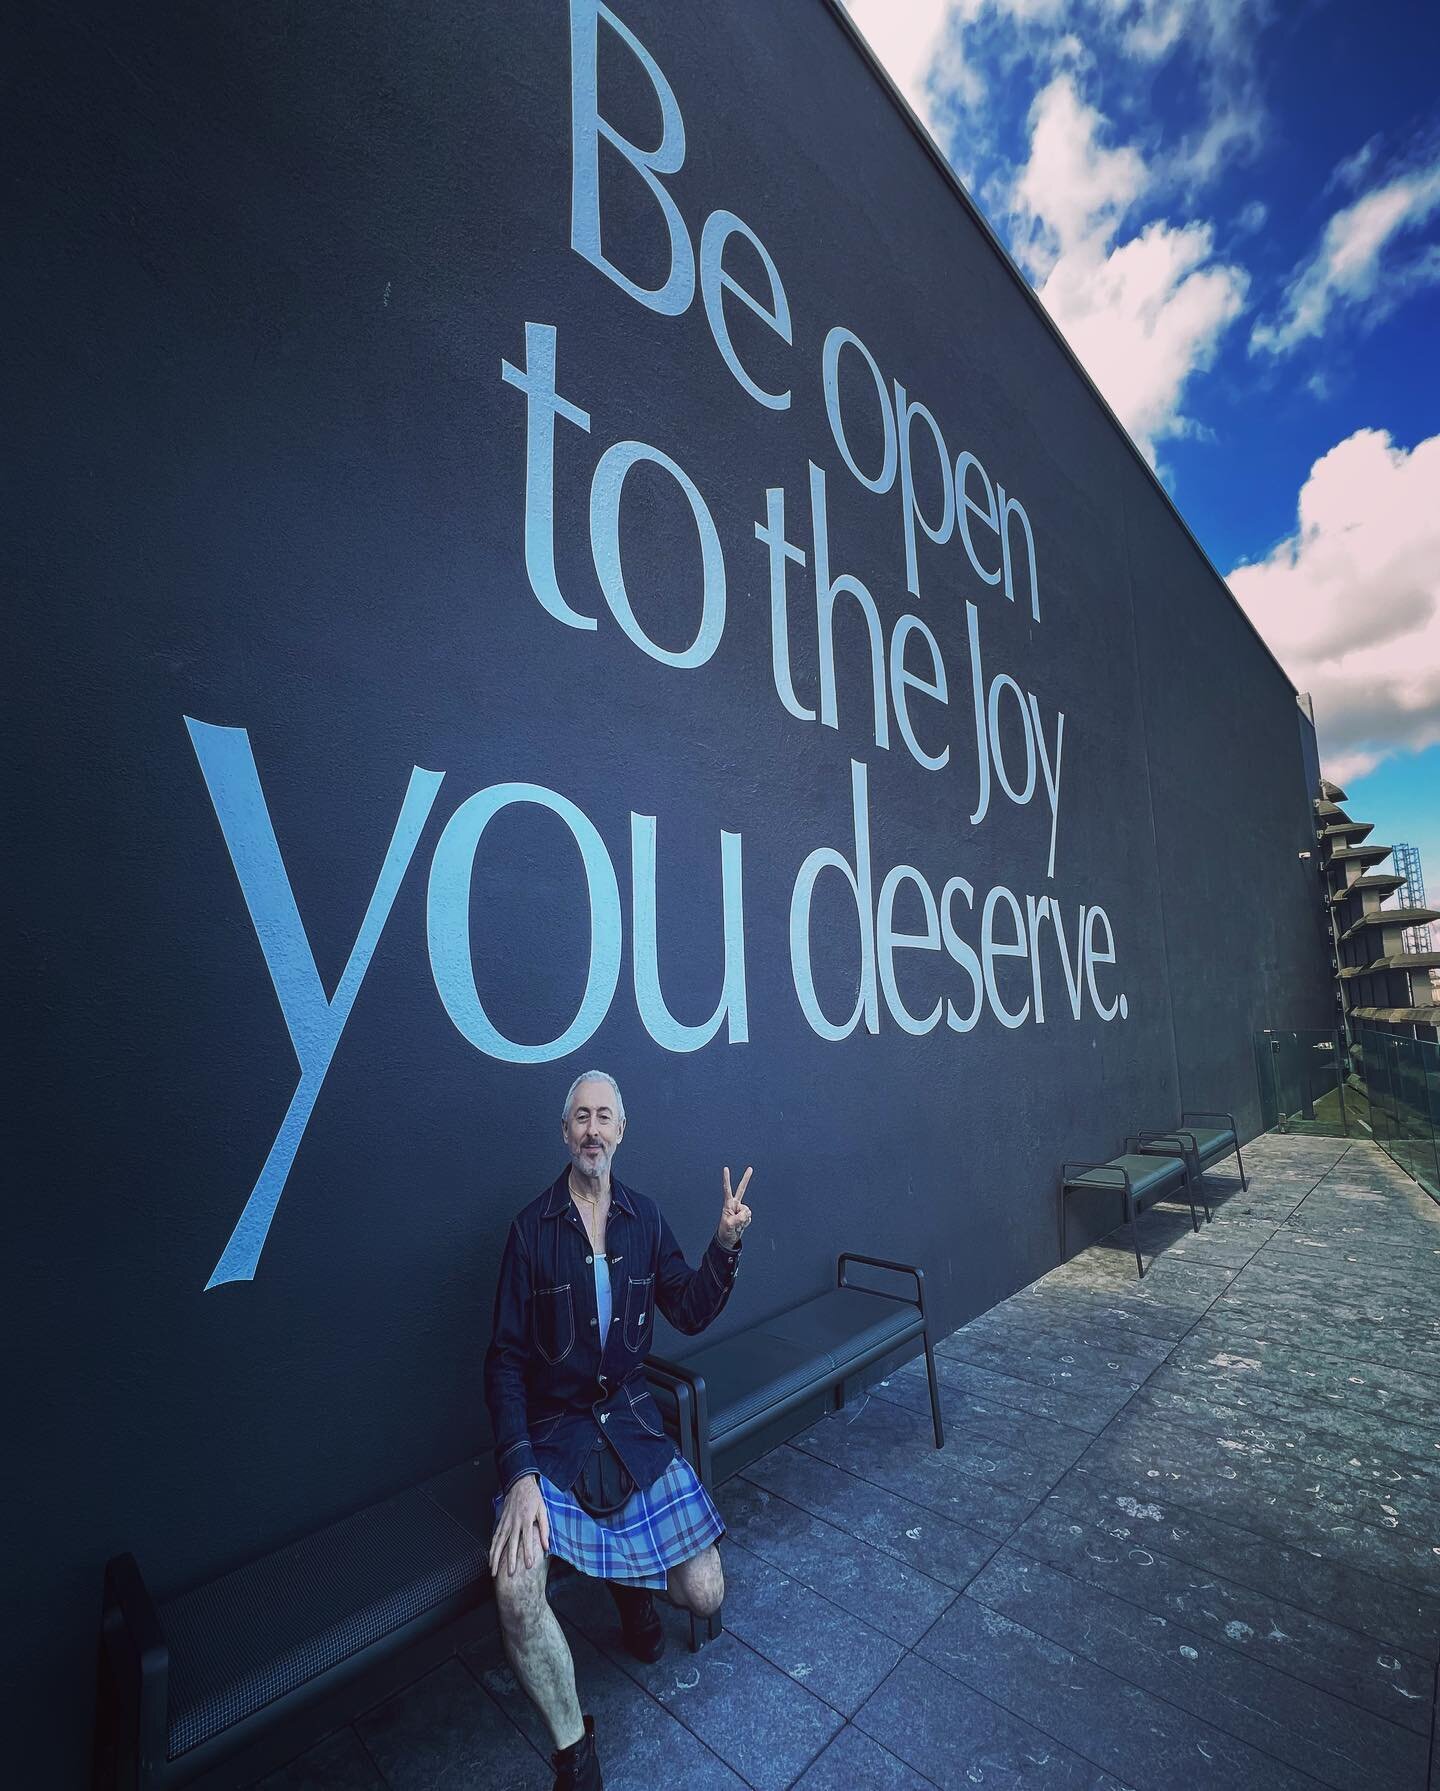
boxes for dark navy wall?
[4,0,1332,1775]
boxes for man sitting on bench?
[484,1070,755,1791]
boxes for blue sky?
[850,0,1439,889]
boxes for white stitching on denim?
[623,1273,654,1351]
[627,1382,664,1436]
[533,1283,575,1364]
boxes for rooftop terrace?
[246,1136,1440,1791]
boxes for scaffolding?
[1394,843,1434,955]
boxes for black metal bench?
[92,1369,710,1783]
[94,1456,499,1790]
[1059,1150,1199,1277]
[1132,1109,1248,1195]
[646,1252,944,1648]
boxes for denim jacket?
[483,1170,742,1498]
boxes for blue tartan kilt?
[492,1455,724,1588]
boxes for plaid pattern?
[492,1455,723,1588]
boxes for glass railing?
[1356,1028,1440,1199]
[1254,1029,1354,1136]
[1253,1026,1439,1199]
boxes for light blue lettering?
[940,876,983,1033]
[632,816,749,1050]
[185,717,443,1289]
[500,322,596,631]
[569,0,694,314]
[894,381,955,600]
[821,326,896,494]
[877,865,942,1036]
[590,440,726,668]
[811,461,889,751]
[789,759,879,1040]
[699,210,791,409]
[427,783,621,1061]
[888,614,949,771]
[981,884,1030,1029]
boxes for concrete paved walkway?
[252,1136,1440,1790]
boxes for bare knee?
[494,1552,550,1638]
[670,1546,724,1617]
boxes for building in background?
[1318,789,1440,1042]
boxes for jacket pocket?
[626,1381,665,1437]
[622,1273,654,1352]
[529,1410,565,1445]
[533,1283,575,1364]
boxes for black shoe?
[607,1580,665,1663]
[553,1713,603,1790]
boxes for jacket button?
[600,1412,609,1424]
[585,1254,593,1265]
[589,1318,598,1328]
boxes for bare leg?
[666,1544,724,1616]
[494,1551,585,1750]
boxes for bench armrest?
[1132,1129,1199,1147]
[836,1254,926,1319]
[1181,1109,1237,1133]
[1060,1160,1130,1191]
[102,1553,169,1769]
[644,1365,699,1472]
[646,1355,713,1487]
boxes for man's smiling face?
[563,1078,624,1184]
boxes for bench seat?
[97,1459,497,1789]
[1133,1108,1248,1195]
[1059,1150,1199,1278]
[648,1254,944,1649]
[1065,1154,1189,1203]
[675,1288,924,1451]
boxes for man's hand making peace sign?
[716,1165,754,1249]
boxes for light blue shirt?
[594,1250,612,1342]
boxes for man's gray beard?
[570,1145,610,1182]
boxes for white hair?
[562,1070,625,1130]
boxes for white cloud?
[1228,429,1440,782]
[1008,76,1247,460]
[842,1,975,139]
[1011,74,1147,269]
[1251,157,1440,356]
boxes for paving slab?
[466,1626,747,1791]
[873,1368,1097,1477]
[713,1538,905,1717]
[1005,1498,1434,1727]
[787,1723,938,1791]
[916,1594,1324,1791]
[905,1347,1131,1433]
[717,1476,958,1646]
[352,1656,546,1791]
[740,1446,998,1590]
[251,1726,389,1791]
[966,1547,1427,1791]
[554,1575,841,1791]
[790,1393,1055,1517]
[855,1651,1114,1789]
[1046,1462,1440,1658]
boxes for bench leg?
[689,1607,723,1652]
[1126,1189,1145,1278]
[1184,1167,1200,1234]
[1197,1170,1212,1224]
[1233,1137,1248,1192]
[923,1332,945,1449]
[1059,1182,1067,1263]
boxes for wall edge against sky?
[823,0,1301,706]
